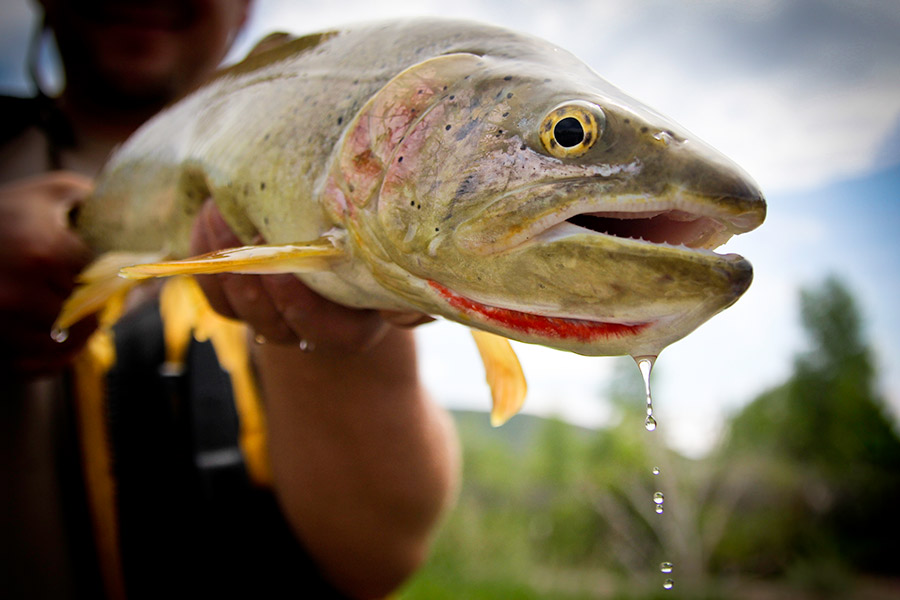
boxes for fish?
[56,18,766,426]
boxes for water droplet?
[254,334,267,344]
[633,355,658,431]
[653,492,664,504]
[660,562,673,574]
[663,578,674,590]
[298,339,315,352]
[655,504,664,514]
[50,327,69,343]
[652,467,661,475]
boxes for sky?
[2,0,899,456]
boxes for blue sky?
[2,0,899,455]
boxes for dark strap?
[105,301,349,598]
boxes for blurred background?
[3,0,899,597]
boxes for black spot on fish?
[454,173,477,199]
[264,217,270,225]
[263,133,270,141]
[442,85,448,91]
[520,143,527,151]
[260,182,266,190]
[624,118,631,124]
[507,92,513,99]
[398,156,404,163]
[410,200,415,207]
[449,95,455,100]
[445,124,452,130]
[641,126,649,133]
[503,75,512,81]
[435,227,440,232]
[502,112,509,118]
[337,116,343,125]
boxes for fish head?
[330,51,766,356]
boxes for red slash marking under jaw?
[428,280,650,341]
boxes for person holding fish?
[0,2,459,599]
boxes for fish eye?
[539,101,604,158]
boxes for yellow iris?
[539,101,604,158]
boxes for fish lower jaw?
[427,280,652,343]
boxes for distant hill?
[449,409,594,451]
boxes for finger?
[190,199,242,319]
[218,272,297,343]
[380,310,435,328]
[260,273,389,352]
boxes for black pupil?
[554,117,585,147]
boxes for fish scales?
[66,17,765,367]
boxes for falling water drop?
[653,492,665,504]
[663,578,674,590]
[50,327,69,344]
[660,562,673,574]
[298,339,315,352]
[633,355,657,431]
[652,467,660,475]
[254,334,267,345]
[655,504,664,514]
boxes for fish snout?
[674,142,767,233]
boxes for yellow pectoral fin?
[119,240,343,280]
[54,251,166,332]
[470,329,528,427]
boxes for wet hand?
[0,172,96,377]
[189,199,432,353]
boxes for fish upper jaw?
[454,183,765,259]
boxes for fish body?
[70,18,765,364]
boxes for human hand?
[0,172,96,377]
[189,199,432,354]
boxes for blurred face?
[41,0,251,105]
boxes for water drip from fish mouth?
[566,209,729,249]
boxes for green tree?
[718,276,900,577]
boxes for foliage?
[399,276,900,599]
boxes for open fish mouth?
[456,182,765,257]
[564,208,733,250]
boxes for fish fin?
[247,32,297,55]
[470,329,528,427]
[119,239,344,280]
[54,251,165,332]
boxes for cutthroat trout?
[57,18,766,425]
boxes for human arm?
[190,199,460,599]
[0,172,96,377]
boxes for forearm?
[253,327,459,599]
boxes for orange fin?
[54,251,165,332]
[470,329,528,427]
[119,239,343,280]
